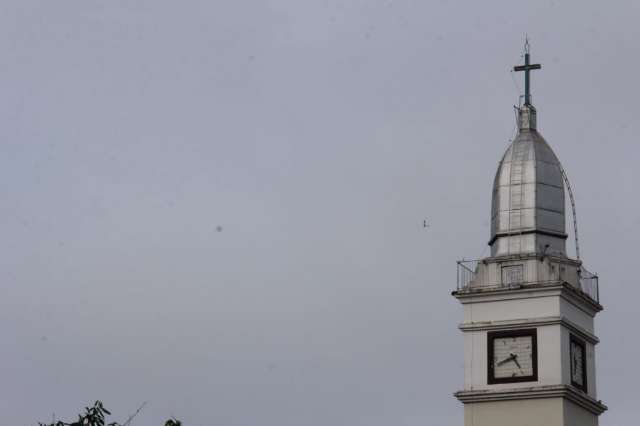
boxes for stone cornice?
[454,385,607,415]
[559,284,603,315]
[453,282,564,304]
[453,282,603,315]
[458,316,599,344]
[477,253,581,266]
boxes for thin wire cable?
[476,243,489,262]
[559,164,581,260]
[510,69,522,98]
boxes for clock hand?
[512,355,522,369]
[496,353,517,366]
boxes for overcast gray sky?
[1,1,638,425]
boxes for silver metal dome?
[489,105,567,257]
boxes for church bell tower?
[453,42,607,426]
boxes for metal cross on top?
[513,39,541,105]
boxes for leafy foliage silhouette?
[39,401,119,426]
[38,401,181,426]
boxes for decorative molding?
[454,385,607,415]
[454,283,564,303]
[559,286,603,316]
[562,317,599,345]
[458,316,599,345]
[488,228,568,246]
[453,282,603,314]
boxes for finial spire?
[513,37,541,105]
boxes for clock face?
[570,336,587,391]
[488,329,537,384]
[493,335,534,378]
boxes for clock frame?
[487,328,538,384]
[570,335,588,392]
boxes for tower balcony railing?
[456,257,599,304]
[578,267,599,304]
[456,260,479,292]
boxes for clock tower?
[453,43,607,426]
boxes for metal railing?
[456,258,600,304]
[456,260,478,291]
[578,267,599,303]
